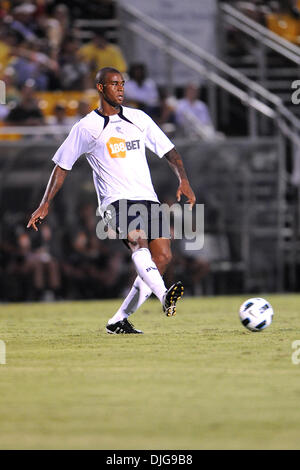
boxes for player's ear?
[97,83,103,93]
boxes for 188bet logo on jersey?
[107,137,140,158]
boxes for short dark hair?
[95,67,121,86]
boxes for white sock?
[108,276,152,325]
[131,248,166,303]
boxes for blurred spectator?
[227,1,300,49]
[0,67,20,121]
[70,99,91,123]
[165,246,210,296]
[8,3,39,43]
[10,39,59,90]
[62,227,128,300]
[59,36,90,90]
[61,230,92,299]
[0,2,123,93]
[124,63,159,117]
[153,87,177,134]
[47,102,69,125]
[277,0,300,18]
[79,31,127,79]
[47,3,71,52]
[47,99,91,129]
[5,231,37,301]
[78,202,102,259]
[6,225,61,301]
[0,28,17,74]
[30,223,62,300]
[175,83,216,140]
[5,79,45,126]
[76,202,132,298]
[46,102,73,141]
[163,223,210,296]
[61,0,116,21]
[234,1,271,24]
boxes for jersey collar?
[118,106,134,125]
[94,106,134,127]
[94,108,109,128]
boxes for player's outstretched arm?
[27,165,68,231]
[164,147,196,210]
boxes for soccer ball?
[239,297,274,332]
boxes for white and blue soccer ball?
[239,297,274,332]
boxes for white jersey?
[52,106,174,212]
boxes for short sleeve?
[143,113,174,158]
[52,123,90,170]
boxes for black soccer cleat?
[163,281,184,317]
[106,318,144,334]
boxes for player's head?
[96,67,125,108]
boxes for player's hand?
[27,202,49,231]
[176,180,196,211]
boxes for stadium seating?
[266,13,300,44]
[0,122,21,140]
[35,90,99,117]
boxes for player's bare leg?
[149,237,172,274]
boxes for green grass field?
[0,294,300,450]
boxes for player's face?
[102,73,125,106]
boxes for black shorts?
[104,199,171,245]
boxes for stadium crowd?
[231,0,300,44]
[0,0,218,132]
[0,1,214,302]
[0,199,211,302]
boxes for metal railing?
[0,125,72,136]
[73,19,120,40]
[219,1,300,128]
[219,3,300,65]
[116,2,300,292]
[118,3,300,143]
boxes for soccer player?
[27,67,196,334]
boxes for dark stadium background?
[1,0,300,303]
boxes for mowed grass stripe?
[0,295,300,449]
